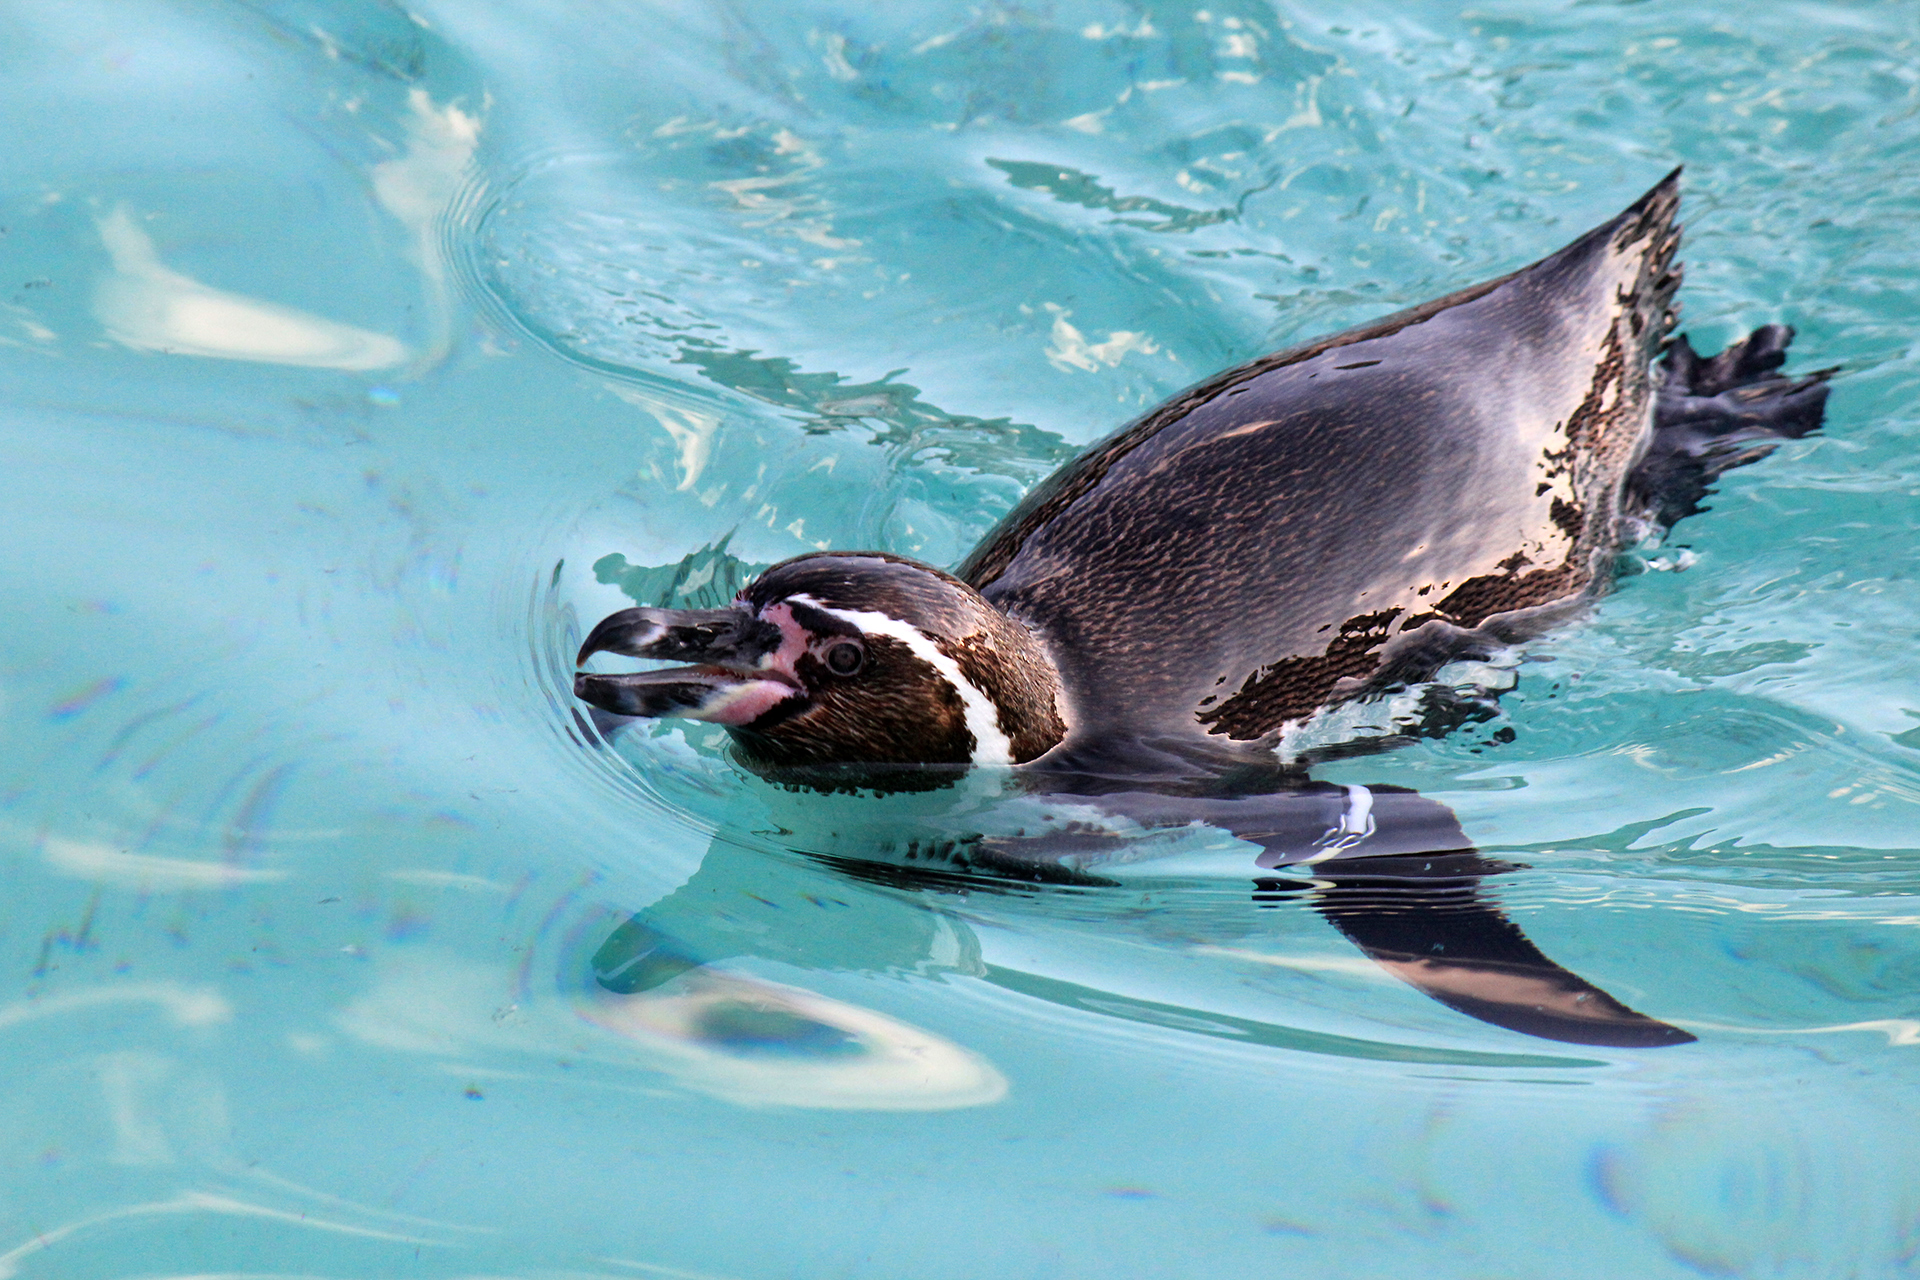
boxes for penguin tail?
[1629,324,1835,530]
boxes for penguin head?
[575,553,1067,776]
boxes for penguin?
[575,170,1831,1048]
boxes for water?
[3,1,1918,1275]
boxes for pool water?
[4,2,1918,1276]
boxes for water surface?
[3,2,1919,1277]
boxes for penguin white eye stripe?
[787,594,1016,768]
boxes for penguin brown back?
[957,171,1685,747]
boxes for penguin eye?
[823,641,865,677]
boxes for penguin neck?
[949,605,1069,766]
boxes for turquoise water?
[4,1,1919,1275]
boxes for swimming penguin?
[575,170,1830,1047]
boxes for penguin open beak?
[573,606,798,726]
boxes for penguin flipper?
[1631,324,1833,530]
[968,780,1692,1047]
[1309,852,1696,1048]
[1195,786,1695,1048]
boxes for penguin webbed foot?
[1635,325,1834,529]
[1662,323,1794,396]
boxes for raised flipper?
[1631,324,1833,530]
[1309,852,1696,1048]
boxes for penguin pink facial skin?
[576,553,1067,773]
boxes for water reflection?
[588,831,1658,1069]
[95,207,408,371]
[8,0,1920,1274]
[583,970,1008,1110]
[592,836,984,994]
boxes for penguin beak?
[573,606,799,726]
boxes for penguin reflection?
[576,174,1828,1048]
[588,788,1692,1050]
